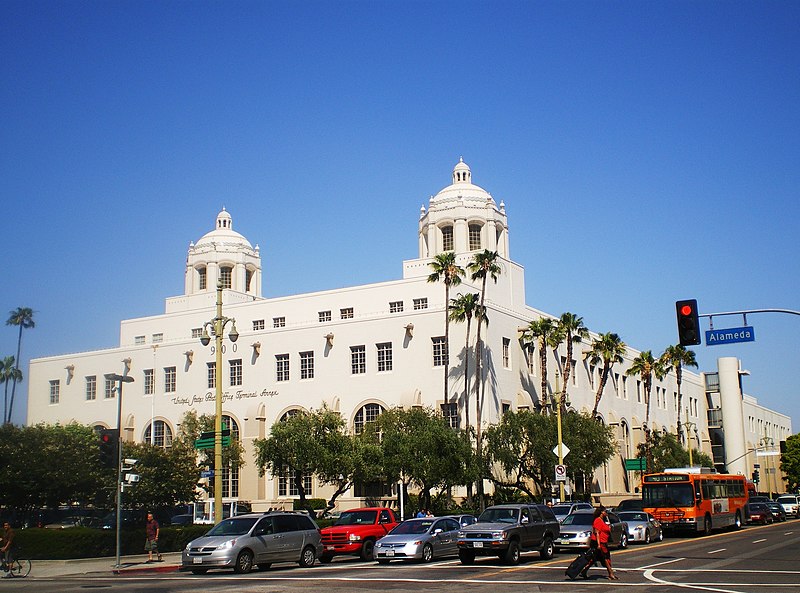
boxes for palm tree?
[586,332,627,418]
[0,356,19,425]
[626,350,657,472]
[659,344,698,440]
[553,312,589,413]
[6,307,34,424]
[520,317,559,413]
[448,292,481,430]
[427,253,465,406]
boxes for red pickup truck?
[320,507,400,562]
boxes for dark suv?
[456,504,560,565]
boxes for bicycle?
[2,550,31,578]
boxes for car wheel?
[644,530,651,545]
[319,554,333,564]
[421,543,434,563]
[257,563,272,571]
[619,532,628,549]
[191,569,208,575]
[234,550,254,574]
[503,540,521,565]
[360,539,376,561]
[459,549,476,565]
[540,536,554,560]
[299,545,317,568]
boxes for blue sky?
[2,1,798,429]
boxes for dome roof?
[431,158,494,205]
[194,207,253,249]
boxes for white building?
[27,159,792,509]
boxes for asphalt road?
[5,520,799,593]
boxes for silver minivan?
[182,511,322,574]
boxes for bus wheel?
[702,516,712,536]
[733,511,742,530]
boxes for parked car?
[319,507,399,562]
[170,514,195,526]
[617,511,663,544]
[551,502,594,523]
[456,503,560,565]
[451,514,478,527]
[749,495,772,504]
[613,498,645,513]
[182,511,322,574]
[554,510,629,551]
[375,516,462,563]
[776,495,800,518]
[765,501,787,522]
[746,502,774,525]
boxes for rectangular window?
[441,402,459,429]
[413,298,428,310]
[389,301,404,313]
[526,346,536,375]
[230,359,242,386]
[253,319,265,331]
[622,375,628,400]
[164,366,177,393]
[220,266,232,289]
[104,378,115,399]
[152,333,163,343]
[198,267,207,290]
[135,335,145,345]
[376,342,393,372]
[350,345,366,374]
[191,328,203,339]
[207,362,216,389]
[636,380,642,403]
[502,337,511,369]
[340,307,354,319]
[469,224,482,250]
[273,317,285,328]
[442,226,454,251]
[276,354,290,382]
[49,379,60,404]
[300,351,314,380]
[319,311,331,323]
[502,402,511,415]
[432,336,447,367]
[588,364,596,389]
[614,373,621,398]
[144,369,154,395]
[278,467,313,497]
[85,375,97,401]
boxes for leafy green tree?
[371,407,473,511]
[586,332,627,418]
[779,434,800,492]
[553,312,589,412]
[485,410,615,498]
[520,318,560,413]
[122,441,200,510]
[428,252,465,407]
[658,345,698,438]
[0,357,21,427]
[6,307,34,424]
[634,430,713,473]
[448,292,481,430]
[626,350,658,472]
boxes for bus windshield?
[642,483,695,508]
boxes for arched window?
[144,420,173,448]
[468,224,482,251]
[441,226,454,251]
[220,265,233,289]
[279,409,303,422]
[354,403,384,434]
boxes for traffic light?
[676,299,701,346]
[98,428,119,468]
[752,469,760,484]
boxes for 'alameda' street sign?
[705,326,755,346]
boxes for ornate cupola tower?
[418,158,509,259]
[184,208,262,297]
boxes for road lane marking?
[752,538,767,543]
[707,548,726,554]
[638,557,685,569]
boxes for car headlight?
[491,531,506,540]
[376,541,384,548]
[218,539,236,550]
[349,533,362,542]
[457,531,465,538]
[185,542,192,551]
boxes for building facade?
[27,159,792,510]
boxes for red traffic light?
[675,299,701,346]
[680,304,694,316]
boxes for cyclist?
[1,522,16,577]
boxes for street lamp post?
[554,371,565,502]
[759,433,775,498]
[104,370,134,569]
[684,407,696,468]
[200,280,238,525]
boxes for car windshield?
[777,497,796,504]
[619,512,647,522]
[642,483,695,508]
[206,517,258,536]
[748,503,767,511]
[478,508,518,523]
[561,513,594,526]
[390,520,434,535]
[551,506,572,517]
[335,510,377,526]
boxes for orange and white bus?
[641,469,748,535]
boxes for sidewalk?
[31,552,183,578]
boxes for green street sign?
[624,457,647,472]
[194,436,231,450]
